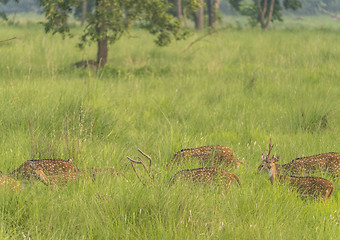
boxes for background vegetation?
[0,15,340,239]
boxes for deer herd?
[0,139,339,202]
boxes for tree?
[196,0,204,30]
[207,0,221,27]
[38,0,195,67]
[229,0,302,29]
[81,0,87,26]
[176,0,182,19]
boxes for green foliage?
[284,0,302,10]
[38,0,79,36]
[229,0,302,28]
[39,0,190,64]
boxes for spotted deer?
[0,175,22,191]
[11,158,78,181]
[258,140,340,178]
[167,145,244,168]
[261,139,334,202]
[169,167,241,191]
[34,166,85,186]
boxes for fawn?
[0,175,22,191]
[11,158,78,181]
[167,145,244,168]
[34,166,84,186]
[169,167,241,192]
[258,140,340,178]
[261,140,334,202]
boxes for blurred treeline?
[1,0,340,16]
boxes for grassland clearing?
[0,20,339,239]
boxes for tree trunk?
[96,0,108,66]
[207,0,213,27]
[176,0,182,20]
[264,0,275,29]
[97,35,108,67]
[81,0,88,26]
[258,0,275,30]
[213,0,220,26]
[196,0,204,30]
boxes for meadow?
[0,18,340,239]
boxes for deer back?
[279,175,335,201]
[281,152,340,177]
[168,145,242,168]
[170,167,241,188]
[11,159,78,181]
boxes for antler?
[267,138,273,158]
[137,149,153,176]
[127,149,154,186]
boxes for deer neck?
[269,164,279,184]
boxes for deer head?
[258,138,280,173]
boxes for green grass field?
[0,20,340,239]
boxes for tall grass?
[0,21,339,239]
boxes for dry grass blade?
[0,37,16,43]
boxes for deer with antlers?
[11,158,78,181]
[167,145,244,168]
[258,141,340,178]
[169,167,241,192]
[261,139,335,202]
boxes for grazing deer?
[167,145,244,168]
[261,139,335,202]
[0,176,22,191]
[34,166,84,186]
[169,167,241,192]
[258,140,340,178]
[11,158,78,181]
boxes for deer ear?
[275,156,280,162]
[261,153,266,161]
